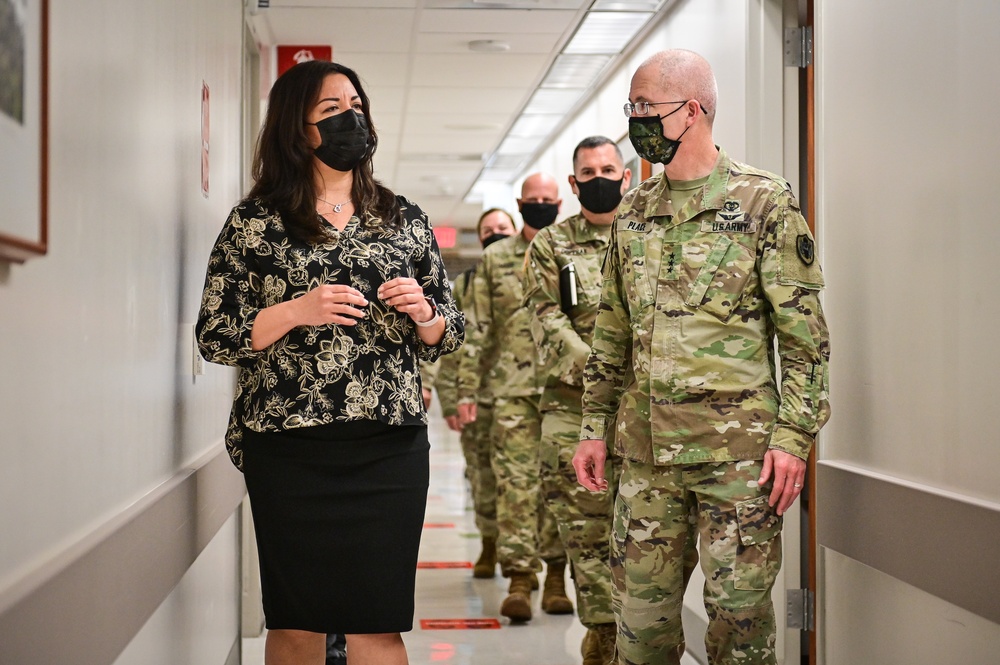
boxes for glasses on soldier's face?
[623,100,686,118]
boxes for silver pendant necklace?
[318,196,350,213]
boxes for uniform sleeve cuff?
[768,426,814,461]
[580,415,608,442]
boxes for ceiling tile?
[401,132,497,154]
[410,53,550,87]
[401,112,509,135]
[419,8,578,34]
[262,8,415,53]
[415,31,562,55]
[331,52,411,87]
[406,86,524,114]
[270,0,418,7]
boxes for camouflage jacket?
[580,149,831,464]
[458,232,542,401]
[434,267,476,415]
[523,213,611,413]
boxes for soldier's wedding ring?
[793,483,802,488]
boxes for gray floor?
[243,406,699,664]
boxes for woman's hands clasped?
[294,285,369,326]
[377,277,434,323]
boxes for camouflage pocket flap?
[734,495,782,546]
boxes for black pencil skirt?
[240,420,430,634]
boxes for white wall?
[521,0,749,218]
[0,0,245,661]
[817,0,1000,661]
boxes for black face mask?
[575,176,625,214]
[481,232,510,249]
[310,111,370,172]
[520,202,559,230]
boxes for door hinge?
[784,26,813,68]
[786,588,815,631]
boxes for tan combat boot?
[593,622,617,664]
[581,628,603,665]
[540,562,574,614]
[472,537,497,578]
[500,573,534,622]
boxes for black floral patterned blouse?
[196,196,464,470]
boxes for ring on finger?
[793,483,802,488]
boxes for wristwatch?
[414,295,440,327]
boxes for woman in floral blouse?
[196,60,463,665]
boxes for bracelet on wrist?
[414,312,441,328]
[414,295,440,328]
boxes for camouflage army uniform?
[522,212,622,628]
[581,149,831,665]
[435,267,497,540]
[459,232,565,575]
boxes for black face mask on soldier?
[520,202,559,230]
[481,232,510,249]
[310,110,370,172]
[575,176,625,214]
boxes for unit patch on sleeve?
[796,234,815,265]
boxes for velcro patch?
[702,219,757,234]
[623,220,650,233]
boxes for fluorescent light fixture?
[590,0,665,10]
[541,54,613,88]
[495,135,537,154]
[523,88,588,114]
[508,114,563,138]
[563,12,653,55]
[477,167,521,181]
[488,153,530,169]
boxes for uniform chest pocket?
[572,251,605,308]
[684,235,755,321]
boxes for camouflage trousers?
[491,395,565,575]
[613,459,781,665]
[460,401,497,539]
[540,408,622,627]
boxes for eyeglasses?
[623,100,687,118]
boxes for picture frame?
[0,0,48,262]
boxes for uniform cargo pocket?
[685,236,755,321]
[610,496,632,593]
[732,495,782,591]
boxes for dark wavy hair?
[248,60,401,242]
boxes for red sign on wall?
[277,45,333,77]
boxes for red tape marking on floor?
[420,619,502,630]
[417,561,473,569]
[422,523,456,528]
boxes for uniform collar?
[643,147,731,221]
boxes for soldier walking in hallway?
[522,136,631,664]
[574,50,831,665]
[458,173,572,623]
[435,208,517,578]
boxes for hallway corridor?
[241,408,699,664]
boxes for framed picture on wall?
[0,0,48,262]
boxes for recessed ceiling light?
[469,39,511,53]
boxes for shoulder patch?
[796,234,815,265]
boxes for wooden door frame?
[800,0,817,663]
